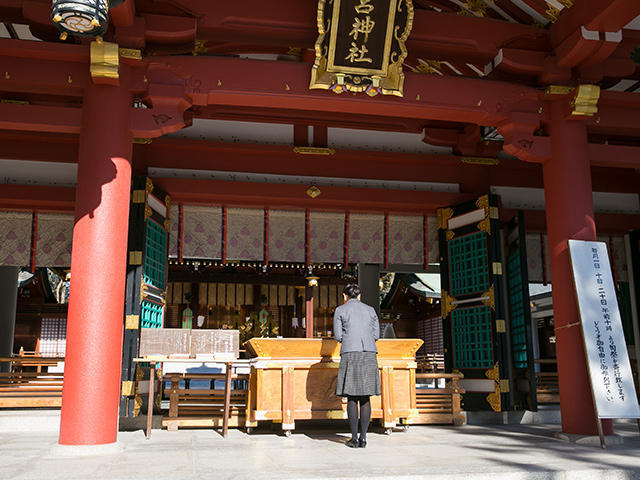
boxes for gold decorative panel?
[310,0,414,96]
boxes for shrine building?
[0,0,640,447]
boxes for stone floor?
[1,412,640,480]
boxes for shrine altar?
[244,338,423,434]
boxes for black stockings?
[346,395,371,441]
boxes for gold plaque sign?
[310,0,414,97]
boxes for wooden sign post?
[569,239,640,448]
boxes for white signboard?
[569,240,640,419]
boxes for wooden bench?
[536,372,560,404]
[162,369,249,435]
[0,354,62,374]
[412,372,465,426]
[534,359,559,404]
[0,371,64,408]
[7,348,64,372]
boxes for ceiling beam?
[552,0,640,45]
[151,177,472,214]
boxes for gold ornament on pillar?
[570,85,600,117]
[90,40,120,85]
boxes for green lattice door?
[504,212,537,411]
[121,177,170,417]
[139,218,168,329]
[438,195,511,412]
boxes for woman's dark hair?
[343,283,361,299]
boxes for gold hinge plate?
[125,314,139,330]
[482,285,495,309]
[129,251,143,265]
[441,290,457,318]
[121,380,135,396]
[437,208,453,230]
[492,262,503,275]
[132,190,146,203]
[496,319,506,333]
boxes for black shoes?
[345,438,367,448]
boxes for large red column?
[542,100,612,435]
[59,76,132,445]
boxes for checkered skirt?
[335,351,381,397]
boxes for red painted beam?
[509,209,640,236]
[552,0,640,45]
[158,55,540,127]
[0,103,81,134]
[155,3,550,64]
[0,131,78,163]
[2,40,640,136]
[151,177,473,214]
[0,184,75,212]
[0,38,88,63]
[1,2,550,65]
[137,137,526,186]
[589,144,640,169]
[110,0,135,28]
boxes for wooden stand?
[135,359,248,439]
[244,338,423,435]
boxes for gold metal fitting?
[306,186,321,198]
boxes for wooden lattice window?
[448,232,489,297]
[452,306,493,369]
[39,317,66,357]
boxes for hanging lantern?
[50,0,123,38]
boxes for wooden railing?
[416,354,445,372]
[413,372,465,426]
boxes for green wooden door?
[438,195,511,412]
[121,177,170,417]
[504,212,537,411]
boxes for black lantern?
[50,0,124,38]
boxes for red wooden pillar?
[59,78,132,445]
[542,100,612,435]
[305,286,314,338]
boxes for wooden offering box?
[244,338,423,434]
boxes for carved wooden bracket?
[497,112,550,163]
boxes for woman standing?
[333,283,381,448]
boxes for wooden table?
[133,358,247,439]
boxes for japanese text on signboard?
[330,0,395,72]
[591,247,625,402]
[568,239,640,419]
